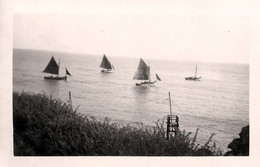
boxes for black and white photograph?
[1,0,260,166]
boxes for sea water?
[13,49,249,152]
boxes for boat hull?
[101,69,114,73]
[185,77,201,81]
[136,81,156,86]
[44,76,67,80]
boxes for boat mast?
[58,58,60,77]
[169,92,172,115]
[195,64,197,77]
[148,61,151,82]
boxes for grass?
[13,91,222,156]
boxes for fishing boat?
[185,64,201,81]
[43,56,71,80]
[133,58,156,86]
[100,54,115,73]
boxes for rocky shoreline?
[225,125,249,156]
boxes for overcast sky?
[13,0,251,64]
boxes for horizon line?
[13,48,249,65]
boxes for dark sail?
[133,58,150,80]
[156,73,161,81]
[43,56,59,75]
[66,68,71,76]
[100,55,113,69]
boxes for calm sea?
[13,49,249,152]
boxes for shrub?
[13,91,221,156]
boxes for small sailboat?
[43,56,70,80]
[185,64,201,81]
[133,58,156,86]
[100,54,115,73]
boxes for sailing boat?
[43,56,70,80]
[185,64,201,81]
[100,54,115,73]
[133,58,156,86]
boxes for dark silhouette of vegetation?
[13,92,221,156]
[225,125,249,156]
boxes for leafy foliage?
[13,92,222,156]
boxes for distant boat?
[185,64,201,81]
[43,56,70,80]
[133,58,156,86]
[100,54,115,73]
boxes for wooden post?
[166,92,180,140]
[166,116,170,140]
[173,116,179,136]
[176,116,179,127]
[69,91,73,111]
[168,92,172,115]
[167,92,172,140]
